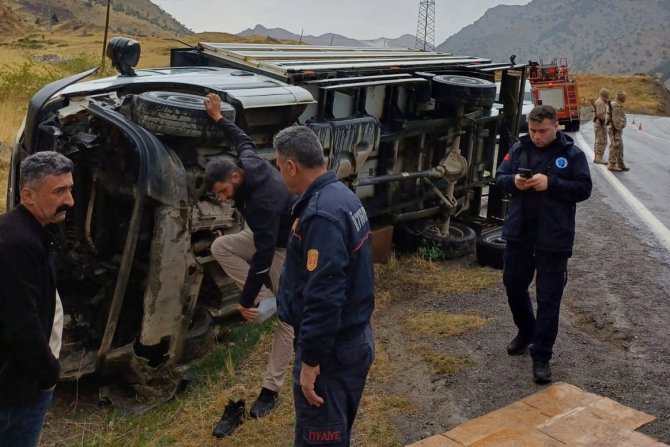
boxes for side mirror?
[106,37,141,76]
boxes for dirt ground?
[374,170,670,444]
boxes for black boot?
[506,333,532,355]
[532,360,552,384]
[250,387,282,418]
[212,399,245,438]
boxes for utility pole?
[101,0,111,69]
[415,0,435,51]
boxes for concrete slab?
[408,434,464,447]
[406,383,663,447]
[468,427,564,447]
[443,401,550,445]
[537,406,658,447]
[587,396,656,430]
[521,382,601,417]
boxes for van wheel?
[181,306,214,363]
[432,75,496,108]
[131,91,235,139]
[398,219,476,260]
[476,226,505,270]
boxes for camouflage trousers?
[607,127,624,165]
[593,121,607,157]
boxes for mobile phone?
[517,168,533,179]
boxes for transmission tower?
[40,0,53,30]
[415,0,435,51]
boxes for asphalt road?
[578,115,670,231]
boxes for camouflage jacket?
[607,100,627,131]
[594,97,608,124]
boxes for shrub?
[0,59,60,100]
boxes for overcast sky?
[151,0,529,44]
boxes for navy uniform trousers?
[293,324,374,447]
[503,241,568,362]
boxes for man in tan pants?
[204,93,295,437]
[606,91,629,172]
[210,227,293,392]
[592,88,609,164]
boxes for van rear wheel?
[432,75,496,108]
[397,219,476,260]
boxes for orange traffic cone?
[638,122,642,131]
[632,117,636,125]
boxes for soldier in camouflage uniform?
[592,88,609,164]
[606,91,629,172]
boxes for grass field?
[575,72,669,115]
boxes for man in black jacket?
[496,105,592,384]
[204,93,295,436]
[0,151,73,447]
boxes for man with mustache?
[0,151,73,447]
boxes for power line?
[415,0,435,51]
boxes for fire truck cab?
[528,58,580,131]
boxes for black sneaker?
[506,333,532,355]
[212,399,245,438]
[249,387,282,418]
[532,360,552,384]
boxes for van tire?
[398,219,476,260]
[476,226,505,270]
[432,75,496,108]
[132,91,233,139]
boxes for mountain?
[2,0,191,37]
[437,0,670,81]
[238,25,417,48]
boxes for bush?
[0,59,61,100]
[0,53,113,102]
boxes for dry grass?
[48,321,417,447]
[351,345,417,447]
[404,312,493,338]
[54,323,298,447]
[410,344,475,375]
[376,255,502,299]
[575,73,667,115]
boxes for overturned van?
[6,37,527,410]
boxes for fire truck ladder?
[565,83,577,120]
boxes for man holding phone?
[496,105,592,384]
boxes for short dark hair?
[528,105,558,123]
[19,151,73,189]
[205,158,242,190]
[273,126,325,169]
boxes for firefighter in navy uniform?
[496,105,591,384]
[273,126,374,447]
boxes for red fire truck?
[528,58,580,131]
